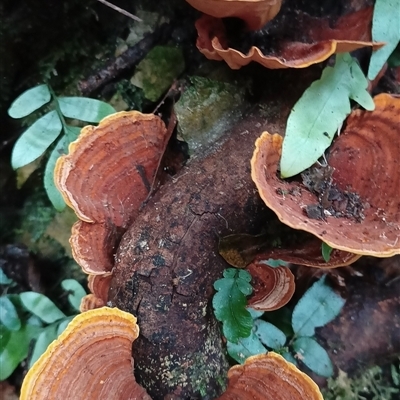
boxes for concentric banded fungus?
[247,263,295,311]
[251,94,400,256]
[80,275,113,312]
[217,352,323,399]
[20,307,151,400]
[185,0,282,30]
[55,111,167,275]
[195,8,382,69]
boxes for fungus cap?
[217,352,323,399]
[251,94,400,256]
[247,263,295,311]
[20,307,151,400]
[185,0,282,30]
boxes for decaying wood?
[108,108,283,399]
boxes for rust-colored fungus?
[54,111,167,276]
[195,8,382,69]
[217,352,323,399]
[20,307,151,400]
[185,0,282,30]
[251,94,400,256]
[219,232,361,269]
[80,275,113,312]
[247,262,295,311]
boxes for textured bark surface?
[109,109,276,399]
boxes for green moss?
[131,46,185,102]
[174,76,248,152]
[323,360,400,400]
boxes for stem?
[47,84,74,144]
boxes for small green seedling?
[8,84,116,210]
[0,269,86,380]
[213,269,345,378]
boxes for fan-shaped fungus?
[217,352,323,399]
[185,0,282,30]
[251,94,400,256]
[20,307,151,400]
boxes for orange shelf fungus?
[247,263,295,311]
[251,94,400,257]
[55,111,167,276]
[185,0,282,31]
[20,307,151,400]
[195,7,382,69]
[217,352,323,400]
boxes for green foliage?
[213,270,345,377]
[323,362,400,400]
[8,84,116,210]
[368,0,400,80]
[292,275,345,337]
[322,242,333,262]
[280,53,374,178]
[0,271,86,380]
[213,269,253,343]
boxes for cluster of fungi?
[20,1,399,399]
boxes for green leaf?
[29,324,58,368]
[321,242,333,262]
[254,320,287,350]
[0,323,41,380]
[11,110,62,169]
[368,0,400,79]
[0,296,21,331]
[61,279,86,311]
[247,308,264,320]
[388,44,400,67]
[20,292,66,324]
[56,316,74,336]
[213,269,253,343]
[281,351,298,366]
[280,53,374,178]
[227,332,267,364]
[0,324,11,352]
[58,97,116,123]
[293,336,333,377]
[292,276,345,337]
[8,84,51,119]
[43,127,80,211]
[0,268,13,285]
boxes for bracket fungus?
[195,7,382,69]
[217,352,323,399]
[185,0,282,31]
[247,262,295,311]
[55,111,167,276]
[251,94,400,257]
[20,307,151,400]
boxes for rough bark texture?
[108,109,282,399]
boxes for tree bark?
[108,108,284,399]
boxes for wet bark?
[108,108,283,399]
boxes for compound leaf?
[280,53,374,178]
[61,279,86,311]
[11,110,62,169]
[368,0,400,80]
[0,323,41,380]
[213,269,253,343]
[58,97,116,123]
[8,84,51,119]
[292,276,345,337]
[29,324,58,368]
[20,292,66,324]
[227,332,266,364]
[254,320,287,350]
[293,336,333,377]
[0,296,21,331]
[43,127,80,211]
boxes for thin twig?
[96,0,142,22]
